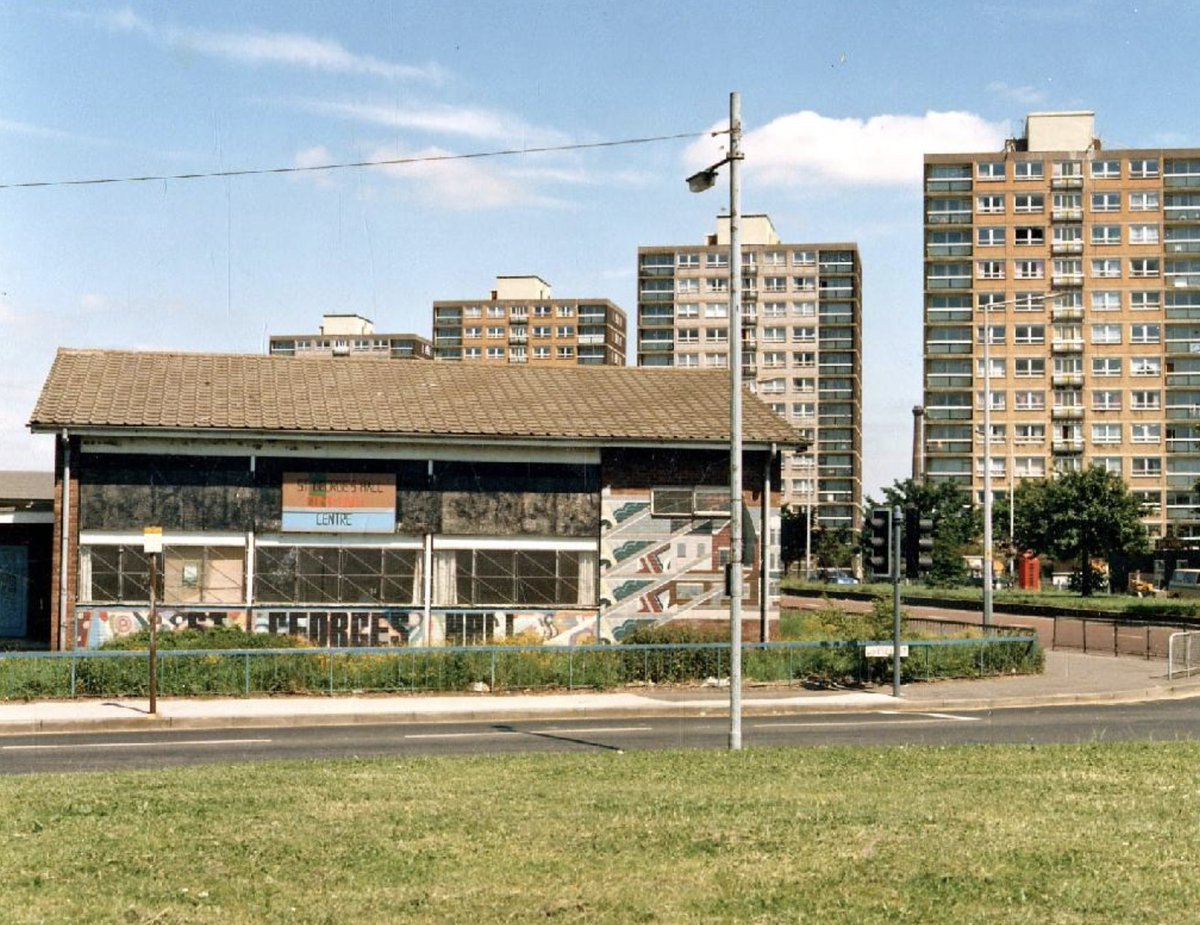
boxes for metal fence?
[0,635,1041,700]
[784,589,1200,660]
[897,614,1182,660]
[1168,631,1200,680]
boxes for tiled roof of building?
[30,349,805,447]
[0,470,54,503]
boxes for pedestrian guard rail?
[1168,631,1200,680]
[0,634,1041,701]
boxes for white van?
[1168,568,1200,598]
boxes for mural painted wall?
[74,606,598,648]
[598,486,771,641]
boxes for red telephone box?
[1017,552,1041,591]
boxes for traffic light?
[868,507,891,578]
[904,507,935,580]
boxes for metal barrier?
[1168,631,1200,680]
[783,589,1199,660]
[0,636,1041,701]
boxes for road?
[3,700,1200,774]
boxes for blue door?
[0,546,28,637]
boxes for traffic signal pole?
[892,505,902,698]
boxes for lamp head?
[686,168,718,193]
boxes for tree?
[780,507,855,578]
[779,504,811,576]
[1011,467,1149,596]
[863,479,979,587]
[812,525,856,572]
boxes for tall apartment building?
[269,314,432,360]
[432,276,627,367]
[923,111,1200,541]
[637,215,863,530]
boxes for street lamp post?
[982,313,995,629]
[805,487,814,580]
[687,91,745,750]
[980,292,1046,628]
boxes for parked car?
[1168,568,1200,598]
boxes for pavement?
[2,649,1199,735]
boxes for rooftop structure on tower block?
[922,111,1200,542]
[636,215,863,532]
[432,276,627,367]
[269,314,433,361]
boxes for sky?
[1,0,1196,498]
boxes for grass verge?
[782,579,1200,619]
[1,743,1196,924]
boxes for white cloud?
[0,116,196,164]
[84,7,443,82]
[291,99,568,146]
[0,116,126,151]
[291,145,337,187]
[370,146,566,211]
[0,116,87,142]
[986,80,1048,106]
[685,110,1010,188]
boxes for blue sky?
[1,0,1195,496]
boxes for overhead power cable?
[0,130,707,191]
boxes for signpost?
[891,505,903,698]
[143,527,162,716]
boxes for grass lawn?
[2,744,1197,924]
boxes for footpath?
[1,649,1198,735]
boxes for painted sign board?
[864,644,909,658]
[143,526,163,553]
[282,472,396,533]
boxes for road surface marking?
[757,714,979,729]
[2,737,272,751]
[904,711,979,721]
[541,726,651,734]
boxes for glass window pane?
[382,549,419,605]
[120,546,151,601]
[297,547,340,604]
[204,547,245,604]
[694,488,731,515]
[515,550,557,605]
[471,550,516,605]
[558,551,582,605]
[339,547,382,604]
[255,546,298,604]
[652,488,692,516]
[88,546,121,602]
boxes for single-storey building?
[29,349,804,650]
[0,470,54,644]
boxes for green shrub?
[903,637,1043,681]
[1121,600,1200,621]
[618,624,729,683]
[101,626,307,651]
[0,658,74,700]
[619,624,729,645]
